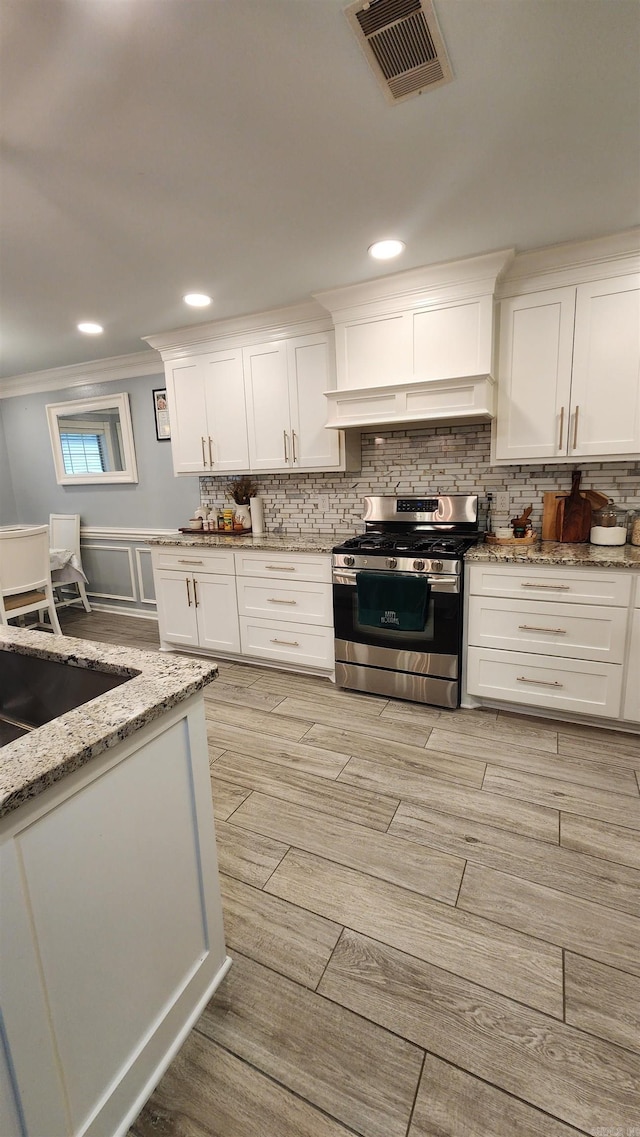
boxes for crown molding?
[497,228,640,297]
[313,249,515,322]
[0,350,162,400]
[143,301,332,360]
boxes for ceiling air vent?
[345,0,453,104]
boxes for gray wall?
[1,373,199,528]
[0,404,18,524]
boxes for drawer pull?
[521,582,571,590]
[201,436,207,467]
[193,578,199,607]
[292,429,298,463]
[573,405,580,449]
[517,676,564,688]
[178,558,204,565]
[266,564,296,572]
[268,597,297,604]
[186,578,192,607]
[283,430,289,463]
[270,637,299,647]
[208,436,214,466]
[558,405,565,451]
[518,625,567,634]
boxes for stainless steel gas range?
[332,494,481,709]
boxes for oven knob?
[344,555,355,567]
[432,560,443,572]
[386,557,398,569]
[413,559,425,571]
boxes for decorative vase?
[234,504,251,530]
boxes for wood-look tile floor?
[60,610,640,1136]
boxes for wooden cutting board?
[541,488,609,541]
[555,471,592,542]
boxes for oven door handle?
[332,569,459,593]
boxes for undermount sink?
[0,649,135,747]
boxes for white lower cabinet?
[623,605,640,722]
[466,563,638,723]
[152,547,334,673]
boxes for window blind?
[60,431,107,475]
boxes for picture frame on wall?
[153,388,171,441]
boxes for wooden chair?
[49,513,91,613]
[0,526,62,634]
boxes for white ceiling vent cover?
[345,0,453,104]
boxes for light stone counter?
[146,531,352,554]
[0,625,218,819]
[466,540,640,570]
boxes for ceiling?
[1,0,639,381]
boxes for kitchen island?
[0,627,229,1137]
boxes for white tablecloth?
[50,548,88,585]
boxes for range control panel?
[396,498,439,513]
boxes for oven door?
[333,568,461,679]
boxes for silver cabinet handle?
[193,578,199,608]
[518,625,567,634]
[283,430,289,462]
[270,637,299,647]
[517,676,563,687]
[266,564,295,571]
[572,405,580,449]
[178,559,204,565]
[201,436,208,467]
[267,597,297,604]
[208,436,214,466]
[292,429,298,463]
[186,578,192,607]
[521,582,571,590]
[558,405,565,451]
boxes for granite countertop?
[146,532,352,554]
[0,627,218,821]
[467,540,640,569]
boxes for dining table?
[0,526,88,585]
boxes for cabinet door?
[195,573,240,653]
[570,274,640,456]
[165,357,209,473]
[243,341,291,470]
[155,569,199,647]
[623,607,640,722]
[287,333,341,470]
[203,348,251,471]
[494,288,575,461]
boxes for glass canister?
[590,501,628,546]
[628,509,640,547]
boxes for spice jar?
[628,510,640,547]
[590,501,628,546]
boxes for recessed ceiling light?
[368,240,406,261]
[77,322,104,334]
[183,293,212,308]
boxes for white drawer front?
[466,646,623,717]
[236,578,333,626]
[467,564,632,607]
[234,551,331,583]
[467,595,628,663]
[239,616,334,670]
[152,548,235,575]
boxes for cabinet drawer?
[236,577,332,626]
[152,548,235,575]
[467,564,632,607]
[234,551,331,583]
[467,595,628,663]
[239,616,334,670]
[466,646,623,717]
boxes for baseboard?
[87,602,159,622]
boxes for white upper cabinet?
[151,303,359,478]
[494,250,640,464]
[165,349,250,475]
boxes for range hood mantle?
[315,247,513,430]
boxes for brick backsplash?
[200,423,640,535]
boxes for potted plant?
[228,476,259,530]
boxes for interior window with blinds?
[59,430,107,475]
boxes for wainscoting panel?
[135,547,156,605]
[79,528,172,615]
